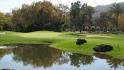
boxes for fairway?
[16,31,61,38]
[0,31,124,58]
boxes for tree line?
[0,1,124,33]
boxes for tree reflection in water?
[12,44,63,68]
[0,44,122,69]
[12,44,94,68]
[0,49,11,59]
[94,53,124,69]
[70,53,94,67]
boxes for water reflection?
[12,44,62,68]
[70,53,94,67]
[0,49,11,59]
[94,53,124,69]
[12,44,95,68]
[0,44,124,70]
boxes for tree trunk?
[115,14,119,32]
[79,29,82,33]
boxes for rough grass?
[0,31,124,58]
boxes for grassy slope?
[0,31,62,44]
[0,31,124,58]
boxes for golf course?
[0,31,124,58]
[1,0,124,69]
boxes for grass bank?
[0,31,124,58]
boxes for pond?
[0,44,124,70]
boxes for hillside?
[94,2,124,17]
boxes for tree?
[12,1,64,32]
[110,3,123,31]
[70,1,94,33]
[70,1,81,32]
[118,14,124,31]
[99,12,110,32]
[85,5,95,31]
[57,4,70,31]
[0,12,11,31]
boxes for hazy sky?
[0,0,124,13]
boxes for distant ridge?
[94,2,124,17]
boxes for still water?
[0,44,124,70]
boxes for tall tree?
[85,5,95,31]
[0,12,11,31]
[70,1,81,32]
[57,4,70,31]
[118,14,124,31]
[79,3,87,32]
[110,3,123,31]
[70,1,94,33]
[99,12,110,32]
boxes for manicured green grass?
[0,31,124,58]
